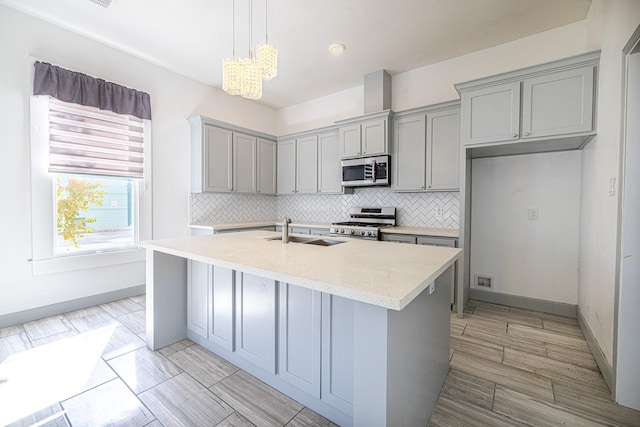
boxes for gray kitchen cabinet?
[521,66,594,139]
[187,260,209,339]
[456,52,599,155]
[321,293,354,414]
[296,135,318,194]
[198,125,233,192]
[428,109,460,190]
[337,111,391,159]
[392,102,460,192]
[417,236,457,306]
[278,284,322,397]
[277,139,296,194]
[233,132,257,193]
[257,138,277,194]
[210,266,235,351]
[318,131,342,194]
[393,114,426,191]
[416,236,456,247]
[460,82,520,145]
[190,116,277,193]
[235,272,277,373]
[381,234,417,244]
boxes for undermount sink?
[265,236,345,246]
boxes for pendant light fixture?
[222,0,277,100]
[257,0,277,80]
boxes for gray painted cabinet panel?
[276,140,296,194]
[318,131,342,194]
[339,124,361,158]
[232,132,257,193]
[392,114,426,191]
[381,233,417,244]
[296,135,318,194]
[321,294,354,414]
[278,284,321,397]
[362,118,386,156]
[235,273,277,373]
[257,138,276,194]
[428,109,460,190]
[521,66,594,138]
[204,125,234,192]
[210,266,235,351]
[187,260,209,339]
[462,82,521,145]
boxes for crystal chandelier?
[223,0,277,100]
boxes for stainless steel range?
[330,207,396,240]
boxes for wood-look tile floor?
[2,297,640,426]
[0,295,336,427]
[430,300,640,427]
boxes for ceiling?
[1,0,592,109]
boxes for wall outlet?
[609,178,616,196]
[428,282,436,295]
[528,208,539,221]
[475,275,493,289]
[435,206,443,217]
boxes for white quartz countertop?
[141,231,461,311]
[189,221,458,238]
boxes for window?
[46,98,145,256]
[30,62,151,272]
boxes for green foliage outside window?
[56,177,105,247]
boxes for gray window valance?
[33,61,151,120]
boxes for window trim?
[29,86,152,274]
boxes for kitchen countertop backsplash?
[191,187,459,229]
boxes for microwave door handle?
[371,160,376,182]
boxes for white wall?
[579,0,640,368]
[277,21,588,135]
[0,6,276,317]
[470,152,582,304]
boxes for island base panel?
[146,249,188,350]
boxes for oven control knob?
[360,231,366,236]
[349,230,354,235]
[339,229,344,234]
[368,231,375,236]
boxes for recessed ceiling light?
[329,44,346,56]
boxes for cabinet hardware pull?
[524,132,530,136]
[512,133,518,138]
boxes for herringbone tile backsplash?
[192,188,459,228]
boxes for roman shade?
[34,62,149,179]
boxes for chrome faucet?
[282,217,291,243]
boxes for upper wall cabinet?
[392,101,460,192]
[455,51,600,158]
[336,110,391,159]
[277,127,348,195]
[189,116,277,194]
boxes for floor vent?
[475,275,493,289]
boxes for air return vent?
[89,0,113,8]
[475,274,493,289]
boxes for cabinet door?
[204,125,233,192]
[187,260,209,339]
[521,66,594,139]
[279,284,321,397]
[461,82,520,145]
[427,109,460,190]
[393,114,426,191]
[362,118,387,156]
[233,132,257,193]
[318,131,342,193]
[210,266,235,351]
[277,140,296,194]
[321,294,354,414]
[381,233,417,244]
[296,135,318,194]
[340,124,362,158]
[416,236,456,247]
[257,139,277,194]
[235,273,277,373]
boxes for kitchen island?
[141,231,461,427]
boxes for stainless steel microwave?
[341,155,390,187]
